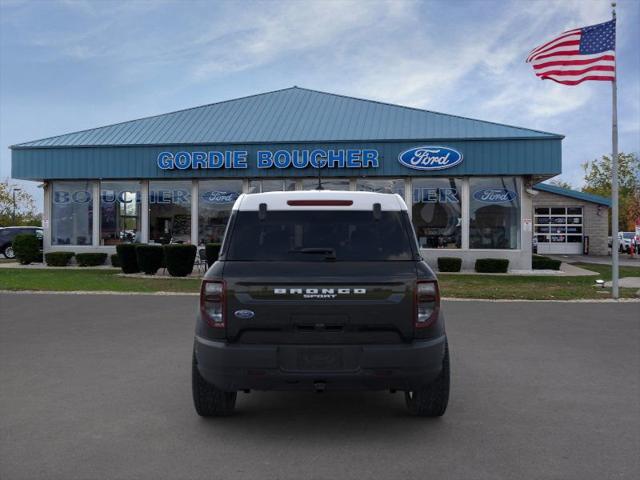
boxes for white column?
[191,180,199,245]
[140,181,149,243]
[520,177,533,269]
[242,178,249,193]
[461,178,470,250]
[404,178,413,219]
[92,181,100,247]
[43,182,52,252]
[349,178,357,191]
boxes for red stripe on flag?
[532,54,615,70]
[530,47,581,61]
[529,40,581,60]
[535,65,615,77]
[541,75,615,85]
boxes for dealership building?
[10,87,611,269]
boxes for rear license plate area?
[297,348,343,370]
[278,346,360,372]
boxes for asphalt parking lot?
[1,294,638,480]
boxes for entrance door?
[535,207,583,254]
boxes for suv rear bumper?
[194,334,447,392]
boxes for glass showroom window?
[100,181,141,245]
[51,181,93,245]
[469,177,520,249]
[198,179,243,245]
[248,179,296,193]
[412,178,462,249]
[357,178,405,198]
[302,178,350,190]
[149,181,192,244]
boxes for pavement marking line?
[0,290,638,302]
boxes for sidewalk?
[547,254,640,267]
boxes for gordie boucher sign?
[156,146,463,171]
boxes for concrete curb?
[1,290,638,302]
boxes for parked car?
[619,232,635,253]
[0,226,43,259]
[192,191,449,417]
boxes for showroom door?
[535,207,583,254]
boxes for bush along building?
[10,87,610,270]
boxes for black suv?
[0,226,43,259]
[192,191,449,417]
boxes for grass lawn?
[438,262,640,300]
[0,262,638,299]
[0,268,200,293]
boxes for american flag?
[526,19,616,85]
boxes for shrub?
[116,244,139,274]
[475,258,509,273]
[437,257,462,272]
[13,234,41,265]
[110,254,121,268]
[163,244,197,277]
[205,243,221,267]
[75,253,108,267]
[532,255,561,270]
[45,252,74,267]
[135,245,164,275]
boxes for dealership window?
[469,177,520,249]
[412,178,462,248]
[149,181,192,244]
[51,181,94,246]
[356,178,405,198]
[198,179,243,245]
[302,178,350,190]
[100,181,141,245]
[248,179,296,193]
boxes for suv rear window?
[226,210,416,261]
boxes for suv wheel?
[3,245,15,259]
[192,350,237,417]
[405,341,450,417]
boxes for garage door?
[535,207,583,254]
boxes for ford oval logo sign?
[234,309,255,320]
[398,146,463,171]
[473,188,518,203]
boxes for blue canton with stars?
[579,19,616,54]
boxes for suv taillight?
[200,280,225,328]
[415,280,440,328]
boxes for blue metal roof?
[12,87,562,148]
[533,183,611,206]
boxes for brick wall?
[532,191,609,255]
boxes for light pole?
[12,188,22,224]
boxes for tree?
[582,153,640,232]
[548,178,573,190]
[0,180,41,227]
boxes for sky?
[1,0,639,211]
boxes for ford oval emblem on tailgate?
[234,310,255,319]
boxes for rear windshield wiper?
[288,247,337,260]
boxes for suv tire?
[192,351,237,417]
[405,341,450,417]
[3,245,15,259]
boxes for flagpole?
[611,1,619,299]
